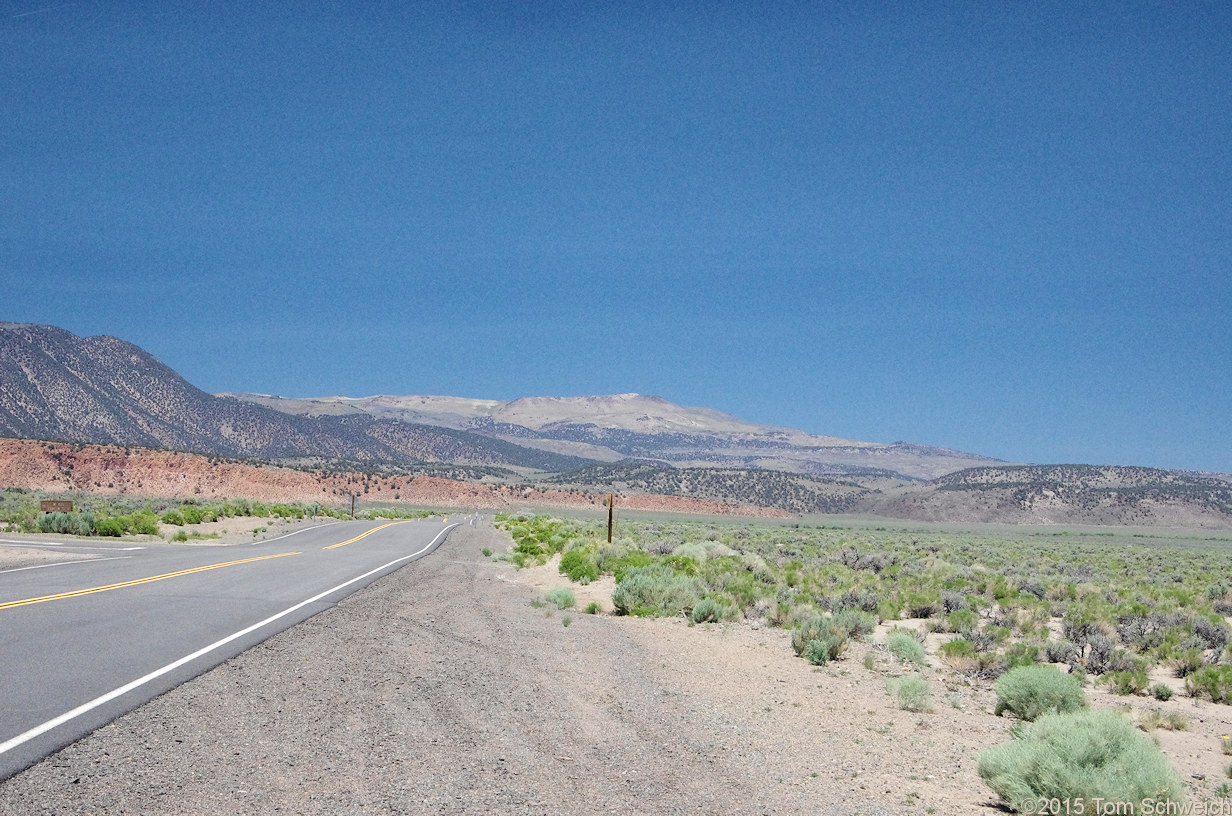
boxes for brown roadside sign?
[40,500,74,513]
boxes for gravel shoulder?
[1,523,1228,815]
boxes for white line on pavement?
[0,556,134,576]
[0,523,460,759]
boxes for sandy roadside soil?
[0,524,1229,815]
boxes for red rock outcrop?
[0,439,791,518]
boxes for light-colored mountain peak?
[491,393,765,434]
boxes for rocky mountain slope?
[0,323,592,472]
[865,464,1232,528]
[4,322,1229,526]
[229,392,999,480]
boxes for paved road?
[0,517,464,781]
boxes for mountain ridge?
[3,322,1229,526]
[224,391,996,480]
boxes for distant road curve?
[0,518,462,781]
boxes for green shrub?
[803,635,846,666]
[126,511,159,537]
[1186,665,1232,704]
[559,549,600,583]
[583,601,601,615]
[793,615,848,665]
[977,710,1183,811]
[180,505,205,525]
[888,675,931,712]
[1103,669,1149,696]
[994,665,1086,721]
[946,608,979,634]
[1171,648,1206,678]
[38,511,93,536]
[93,517,124,537]
[1005,642,1041,670]
[612,565,703,617]
[941,638,976,660]
[830,608,876,640]
[886,632,927,666]
[544,587,576,610]
[690,597,739,624]
[161,510,185,526]
[171,530,188,543]
[1150,683,1174,702]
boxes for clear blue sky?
[3,2,1230,473]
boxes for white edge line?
[242,519,341,546]
[0,540,144,552]
[0,556,133,576]
[0,523,461,758]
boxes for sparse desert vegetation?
[0,488,438,541]
[496,511,1232,808]
[497,512,1232,689]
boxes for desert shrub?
[180,505,205,525]
[612,565,703,617]
[902,591,940,619]
[1170,647,1206,678]
[977,710,1182,811]
[946,608,979,634]
[666,554,699,576]
[171,530,188,542]
[941,638,976,660]
[605,549,656,581]
[886,632,927,666]
[269,503,303,520]
[994,665,1086,721]
[792,615,848,666]
[834,587,880,614]
[1137,708,1188,732]
[161,510,185,526]
[1005,642,1041,670]
[690,597,739,624]
[1103,669,1149,696]
[1150,683,1174,702]
[671,542,709,562]
[1044,640,1078,664]
[559,549,600,584]
[126,511,159,536]
[544,587,576,610]
[38,511,93,536]
[1193,617,1230,651]
[1085,634,1137,675]
[93,518,124,537]
[941,590,968,613]
[830,608,876,640]
[887,675,931,712]
[583,601,601,615]
[1186,665,1232,704]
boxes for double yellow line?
[1,520,417,611]
[0,552,299,611]
[323,520,412,549]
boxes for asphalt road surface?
[0,517,462,781]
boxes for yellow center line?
[0,552,301,611]
[323,520,413,550]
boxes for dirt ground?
[1,523,1230,815]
